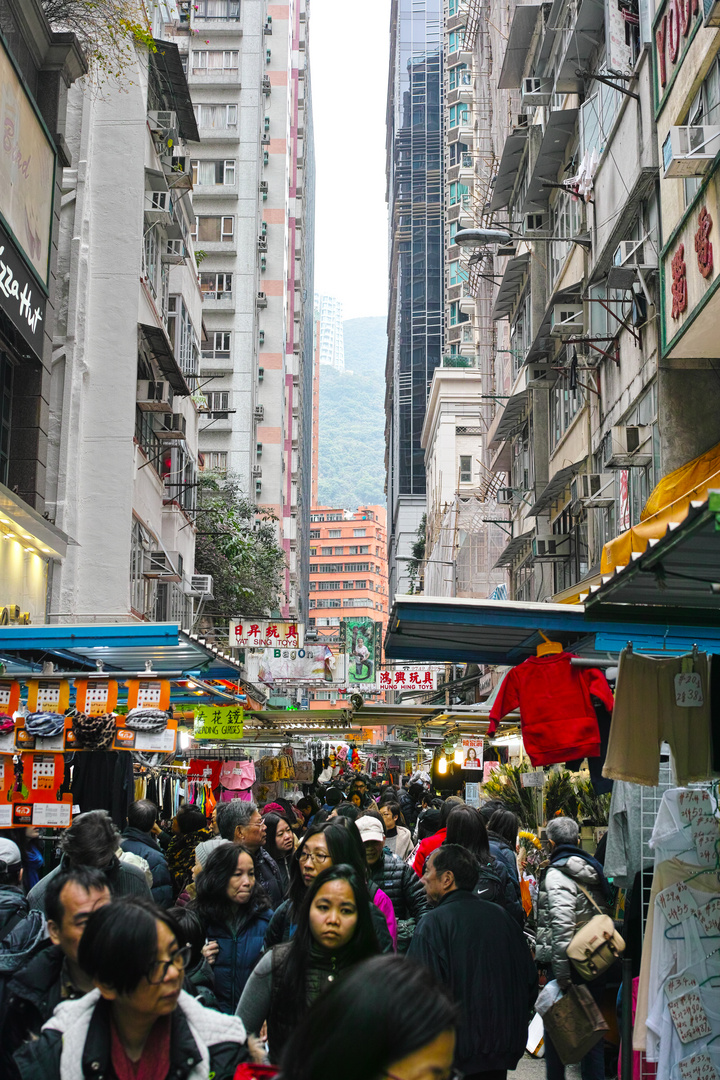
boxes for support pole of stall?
[621,956,633,1080]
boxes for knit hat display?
[124,708,169,733]
[195,838,224,868]
[0,714,15,733]
[24,712,66,737]
[71,709,117,750]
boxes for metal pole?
[621,957,633,1080]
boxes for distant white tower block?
[314,293,345,372]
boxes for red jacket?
[488,653,614,766]
[412,827,447,877]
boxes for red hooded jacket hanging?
[488,652,614,766]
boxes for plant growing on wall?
[194,473,287,644]
[406,515,426,595]
[41,0,156,82]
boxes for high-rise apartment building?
[386,0,444,597]
[314,293,345,372]
[169,0,315,621]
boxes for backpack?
[475,860,508,907]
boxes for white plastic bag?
[535,979,564,1017]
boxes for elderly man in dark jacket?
[121,799,174,907]
[409,844,537,1080]
[356,813,428,950]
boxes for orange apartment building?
[308,505,388,707]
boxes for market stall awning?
[493,528,534,569]
[0,482,71,559]
[587,491,720,620]
[492,253,531,320]
[522,109,579,213]
[601,440,720,573]
[490,131,529,211]
[498,5,543,89]
[528,459,586,517]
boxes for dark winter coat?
[263,895,394,953]
[14,988,249,1080]
[409,890,538,1074]
[368,848,429,921]
[0,944,67,1079]
[120,826,174,907]
[27,857,151,914]
[536,845,609,983]
[489,834,519,882]
[0,886,29,939]
[195,901,273,1014]
[255,847,284,908]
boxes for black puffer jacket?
[475,856,524,927]
[120,827,173,907]
[368,849,429,921]
[255,848,284,908]
[0,886,28,939]
[0,943,66,1079]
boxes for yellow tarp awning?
[601,440,720,574]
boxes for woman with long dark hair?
[487,807,520,882]
[263,821,394,951]
[263,813,295,894]
[445,805,524,925]
[237,864,379,1060]
[190,841,273,1013]
[277,954,457,1080]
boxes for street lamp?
[454,227,514,247]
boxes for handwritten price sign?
[697,898,720,935]
[665,973,699,1000]
[678,1052,719,1080]
[668,990,712,1043]
[674,673,705,707]
[678,790,715,826]
[656,881,698,926]
[692,819,720,866]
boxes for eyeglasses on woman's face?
[298,850,330,866]
[146,944,192,985]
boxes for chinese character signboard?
[229,620,304,649]
[460,737,484,770]
[194,705,244,740]
[343,618,381,687]
[379,668,438,692]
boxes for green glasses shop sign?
[194,705,244,740]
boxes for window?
[321,546,333,555]
[310,514,325,522]
[449,260,468,286]
[205,391,230,416]
[345,562,371,572]
[191,159,236,185]
[167,296,198,378]
[202,331,231,360]
[193,216,234,242]
[334,546,344,555]
[448,63,467,90]
[191,50,239,71]
[349,545,369,555]
[551,376,584,446]
[449,301,469,326]
[353,528,366,536]
[309,548,317,556]
[449,104,468,129]
[328,529,341,538]
[448,30,464,52]
[580,72,622,162]
[143,226,160,297]
[193,104,237,128]
[195,0,240,17]
[550,190,583,283]
[682,64,720,204]
[199,451,227,475]
[310,530,320,539]
[449,181,469,206]
[355,580,367,589]
[130,519,155,618]
[510,291,531,376]
[317,581,341,591]
[199,273,233,300]
[459,455,472,482]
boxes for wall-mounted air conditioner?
[189,574,214,598]
[662,125,720,178]
[137,380,173,411]
[570,473,615,514]
[163,239,186,264]
[158,413,187,439]
[256,291,268,307]
[254,404,265,421]
[496,487,515,505]
[533,534,570,559]
[550,304,584,336]
[148,110,177,133]
[252,465,263,477]
[604,425,652,468]
[521,78,552,106]
[143,551,182,581]
[525,365,559,389]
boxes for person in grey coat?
[535,817,611,1080]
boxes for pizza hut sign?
[655,0,701,91]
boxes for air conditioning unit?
[256,291,268,307]
[259,181,268,194]
[496,487,515,505]
[607,239,658,289]
[262,76,272,94]
[521,77,552,106]
[662,125,720,178]
[570,472,615,514]
[143,551,182,581]
[525,364,559,389]
[145,190,172,222]
[261,134,270,145]
[158,413,187,439]
[254,404,265,420]
[533,534,570,559]
[163,239,186,264]
[550,303,584,336]
[190,574,214,598]
[704,0,720,25]
[258,235,268,251]
[252,465,263,477]
[148,110,178,133]
[514,113,529,130]
[523,212,550,235]
[604,425,653,468]
[137,380,173,412]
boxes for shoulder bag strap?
[556,867,606,915]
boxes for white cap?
[0,837,22,868]
[356,816,385,844]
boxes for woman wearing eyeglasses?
[238,864,379,1062]
[189,842,273,1014]
[263,821,395,952]
[14,897,252,1080]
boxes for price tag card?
[31,756,57,791]
[0,806,11,827]
[26,680,70,714]
[657,881,698,926]
[74,679,118,716]
[0,729,15,753]
[668,991,712,1043]
[692,819,720,866]
[126,680,170,710]
[697,898,720,935]
[675,673,705,707]
[665,974,700,1001]
[112,717,176,753]
[31,801,72,827]
[678,1052,720,1080]
[678,790,716,826]
[0,681,20,715]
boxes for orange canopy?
[601,440,720,574]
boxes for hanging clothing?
[603,651,714,786]
[488,653,614,766]
[70,751,135,829]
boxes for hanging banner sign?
[343,617,381,687]
[229,619,304,649]
[74,679,119,716]
[460,737,484,770]
[247,646,339,685]
[194,704,244,740]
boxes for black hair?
[297,796,319,815]
[286,820,369,910]
[332,802,361,822]
[445,804,491,861]
[379,800,402,825]
[439,796,465,827]
[167,905,205,969]
[487,808,519,847]
[313,809,330,825]
[127,799,159,834]
[432,843,480,891]
[175,804,208,835]
[60,810,120,868]
[78,898,183,995]
[324,787,343,807]
[264,812,292,864]
[376,786,397,805]
[278,954,456,1080]
[45,866,110,928]
[193,841,269,924]
[478,798,507,824]
[408,782,424,801]
[268,864,379,1048]
[418,808,442,841]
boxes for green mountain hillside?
[317,316,387,509]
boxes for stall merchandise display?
[124,708,170,733]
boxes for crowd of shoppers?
[0,769,615,1080]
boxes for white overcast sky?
[309,0,390,320]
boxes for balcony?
[192,0,241,32]
[187,68,241,89]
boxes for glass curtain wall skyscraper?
[386,0,444,595]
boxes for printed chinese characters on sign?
[379,668,437,692]
[229,619,304,649]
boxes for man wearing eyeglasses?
[1,867,111,1079]
[409,845,538,1080]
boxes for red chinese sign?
[671,243,687,320]
[229,619,303,648]
[655,0,700,89]
[694,206,713,279]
